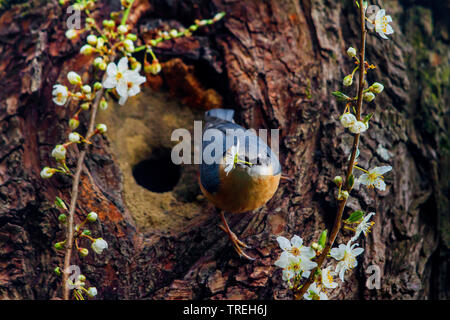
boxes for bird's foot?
[219,224,255,261]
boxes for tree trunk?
[0,0,448,299]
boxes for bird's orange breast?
[200,166,280,213]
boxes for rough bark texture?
[0,0,449,300]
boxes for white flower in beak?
[224,140,239,175]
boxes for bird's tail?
[205,108,235,122]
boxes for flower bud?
[82,230,91,236]
[123,39,135,52]
[78,274,86,282]
[333,176,343,186]
[100,99,108,111]
[69,118,79,130]
[93,82,103,91]
[65,29,77,40]
[340,190,349,200]
[54,266,61,276]
[40,167,54,179]
[213,12,226,22]
[78,248,89,257]
[87,34,97,46]
[54,241,66,250]
[96,124,107,134]
[68,132,81,143]
[87,211,98,222]
[126,33,137,41]
[58,213,67,223]
[117,24,128,34]
[343,75,353,87]
[87,287,98,297]
[370,82,384,94]
[189,24,199,32]
[82,85,91,94]
[340,112,357,128]
[349,121,368,134]
[80,44,94,55]
[363,91,375,102]
[67,71,82,85]
[145,61,161,75]
[169,29,178,38]
[51,145,67,161]
[96,37,105,50]
[347,47,357,58]
[80,102,90,110]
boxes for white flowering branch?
[42,0,225,300]
[274,0,395,300]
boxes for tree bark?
[0,0,448,299]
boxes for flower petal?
[277,236,292,251]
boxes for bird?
[199,108,281,260]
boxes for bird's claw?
[219,224,255,260]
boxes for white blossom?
[276,235,316,259]
[330,241,364,281]
[91,238,108,254]
[52,84,69,106]
[80,44,95,55]
[117,69,146,105]
[370,82,384,94]
[351,212,376,242]
[372,9,394,40]
[103,57,129,97]
[358,166,392,191]
[274,251,317,280]
[321,266,338,289]
[303,282,328,300]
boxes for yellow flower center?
[291,247,300,256]
[116,72,123,80]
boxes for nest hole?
[132,148,181,193]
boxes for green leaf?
[332,91,350,101]
[348,174,355,189]
[345,210,364,223]
[318,230,327,248]
[363,113,373,124]
[55,196,67,210]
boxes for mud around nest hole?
[98,88,208,233]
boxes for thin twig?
[295,0,366,299]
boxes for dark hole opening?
[132,149,181,193]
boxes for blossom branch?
[295,0,367,299]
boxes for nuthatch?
[199,109,281,259]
